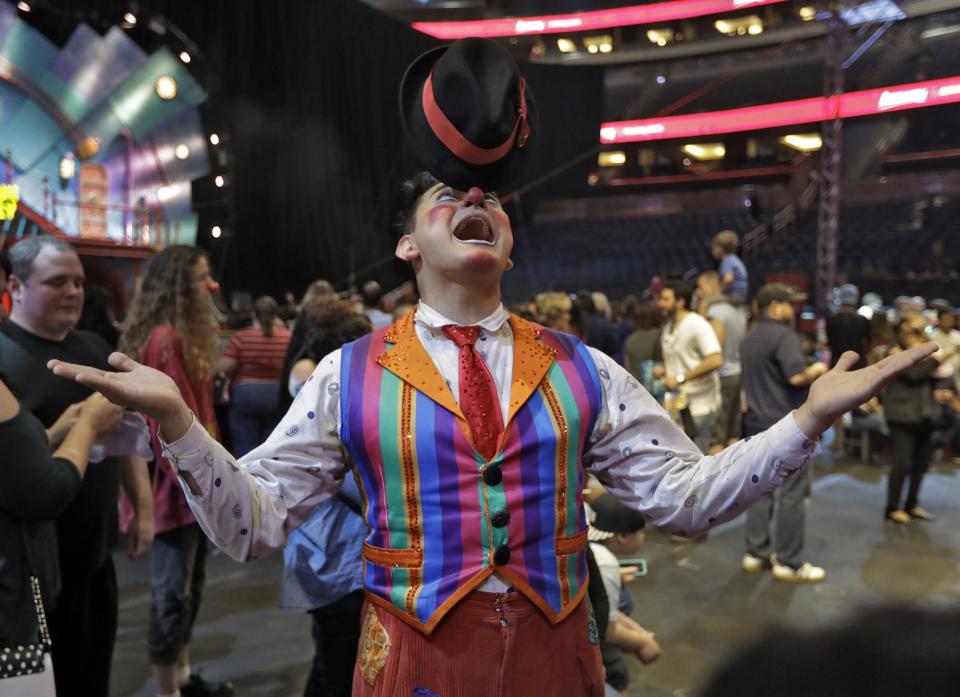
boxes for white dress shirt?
[161,302,818,573]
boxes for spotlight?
[157,186,175,202]
[16,2,31,12]
[122,11,137,27]
[211,225,222,238]
[656,75,666,84]
[179,51,191,64]
[155,75,178,100]
[174,144,190,160]
[59,153,76,180]
[214,175,225,188]
[209,133,220,146]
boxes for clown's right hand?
[48,352,194,442]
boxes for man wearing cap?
[740,284,829,582]
[586,493,660,694]
[49,39,937,697]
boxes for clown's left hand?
[794,343,937,439]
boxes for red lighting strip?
[412,0,786,39]
[601,75,960,143]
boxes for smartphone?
[617,558,648,576]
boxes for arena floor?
[110,452,960,697]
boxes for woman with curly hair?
[118,245,231,697]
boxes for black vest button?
[493,545,511,565]
[491,510,511,528]
[483,465,503,486]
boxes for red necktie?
[442,325,504,460]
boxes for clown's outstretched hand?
[793,343,938,439]
[48,352,194,441]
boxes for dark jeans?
[886,422,934,513]
[148,524,207,665]
[710,373,743,447]
[49,556,118,697]
[229,382,281,457]
[304,590,365,697]
[745,465,810,569]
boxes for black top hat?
[399,37,538,193]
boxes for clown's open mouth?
[452,216,494,245]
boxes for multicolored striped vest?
[339,311,603,634]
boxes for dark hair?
[362,281,383,308]
[663,279,693,311]
[253,295,278,337]
[395,171,439,240]
[568,296,587,340]
[276,297,372,417]
[700,605,960,697]
[634,301,662,330]
[576,290,596,315]
[8,235,75,281]
[0,249,10,279]
[76,285,120,349]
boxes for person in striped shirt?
[220,296,292,457]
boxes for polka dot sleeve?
[160,348,348,561]
[583,347,818,537]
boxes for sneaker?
[772,561,826,583]
[180,674,234,697]
[741,553,772,573]
[908,507,936,521]
[886,510,911,524]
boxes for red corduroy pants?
[352,590,605,697]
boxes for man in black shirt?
[740,284,828,584]
[0,236,153,697]
[826,284,870,370]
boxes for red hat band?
[421,72,529,168]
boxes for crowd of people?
[1,36,955,697]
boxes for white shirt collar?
[414,301,510,334]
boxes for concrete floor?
[110,454,960,697]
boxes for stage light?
[77,136,100,160]
[779,133,822,151]
[211,225,222,238]
[556,38,577,53]
[598,151,627,167]
[656,74,666,84]
[123,11,137,26]
[799,6,816,20]
[682,157,692,166]
[214,175,225,188]
[59,154,76,180]
[715,15,762,35]
[155,75,178,100]
[16,2,31,12]
[209,133,220,146]
[920,24,960,39]
[157,186,174,202]
[179,51,191,64]
[681,143,726,160]
[584,35,613,54]
[175,144,190,160]
[647,29,671,45]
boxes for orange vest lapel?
[505,314,557,430]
